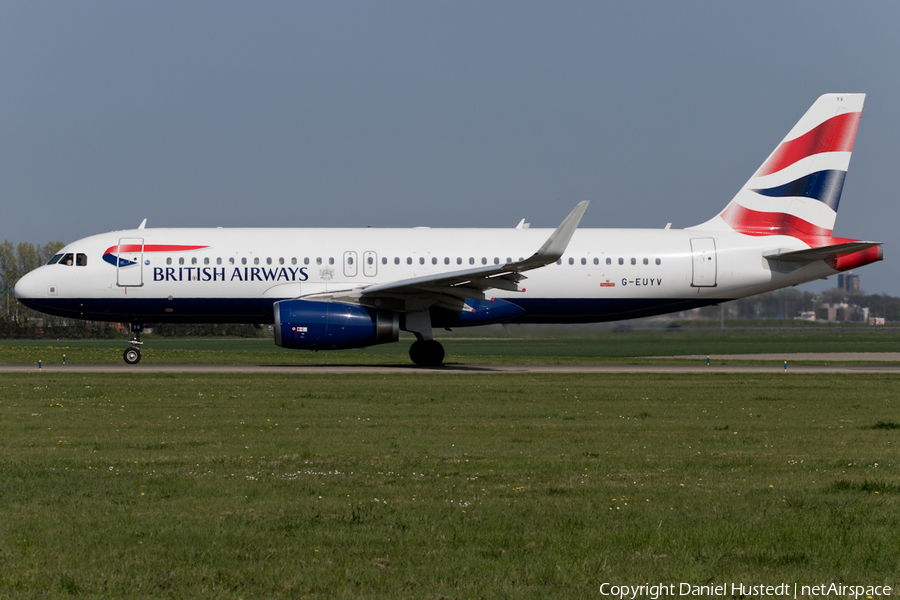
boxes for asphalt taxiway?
[2,357,900,375]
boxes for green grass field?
[1,372,898,597]
[1,330,899,365]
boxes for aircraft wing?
[361,201,588,297]
[301,201,589,310]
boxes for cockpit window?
[60,253,74,266]
[76,253,88,266]
[48,254,63,265]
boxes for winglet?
[512,201,589,270]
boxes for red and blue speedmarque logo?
[102,244,209,267]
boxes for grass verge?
[1,373,898,597]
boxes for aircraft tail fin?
[691,93,865,238]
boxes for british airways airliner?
[15,94,882,366]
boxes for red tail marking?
[721,204,832,237]
[756,112,860,177]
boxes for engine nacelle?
[431,297,525,328]
[274,299,399,350]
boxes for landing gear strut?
[123,323,144,365]
[409,339,445,367]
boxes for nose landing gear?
[123,323,144,364]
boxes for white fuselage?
[15,225,835,325]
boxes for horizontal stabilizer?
[764,241,881,263]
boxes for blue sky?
[2,1,898,294]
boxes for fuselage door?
[690,238,717,287]
[363,251,377,277]
[117,237,144,287]
[343,251,358,278]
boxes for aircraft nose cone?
[14,269,42,300]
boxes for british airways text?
[153,267,309,282]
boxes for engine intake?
[274,299,399,350]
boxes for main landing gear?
[123,323,144,365]
[409,339,444,367]
[404,309,445,367]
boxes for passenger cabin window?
[316,257,322,265]
[643,258,649,265]
[618,258,624,265]
[593,258,599,265]
[419,257,425,265]
[494,257,500,265]
[328,257,334,265]
[203,257,209,265]
[394,257,400,265]
[481,257,487,265]
[606,258,611,265]
[432,257,437,265]
[191,257,197,265]
[217,258,222,265]
[381,257,387,265]
[457,257,462,265]
[444,257,450,265]
[166,257,173,265]
[242,258,248,265]
[229,257,235,265]
[254,257,260,265]
[407,257,412,265]
[631,258,636,265]
[179,257,185,265]
[656,258,661,265]
[266,257,272,265]
[304,258,310,265]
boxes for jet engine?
[274,299,399,350]
[431,297,525,328]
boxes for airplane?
[15,93,882,367]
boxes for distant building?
[817,302,865,322]
[837,272,861,293]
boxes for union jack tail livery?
[696,93,864,239]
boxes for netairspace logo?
[599,582,892,599]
